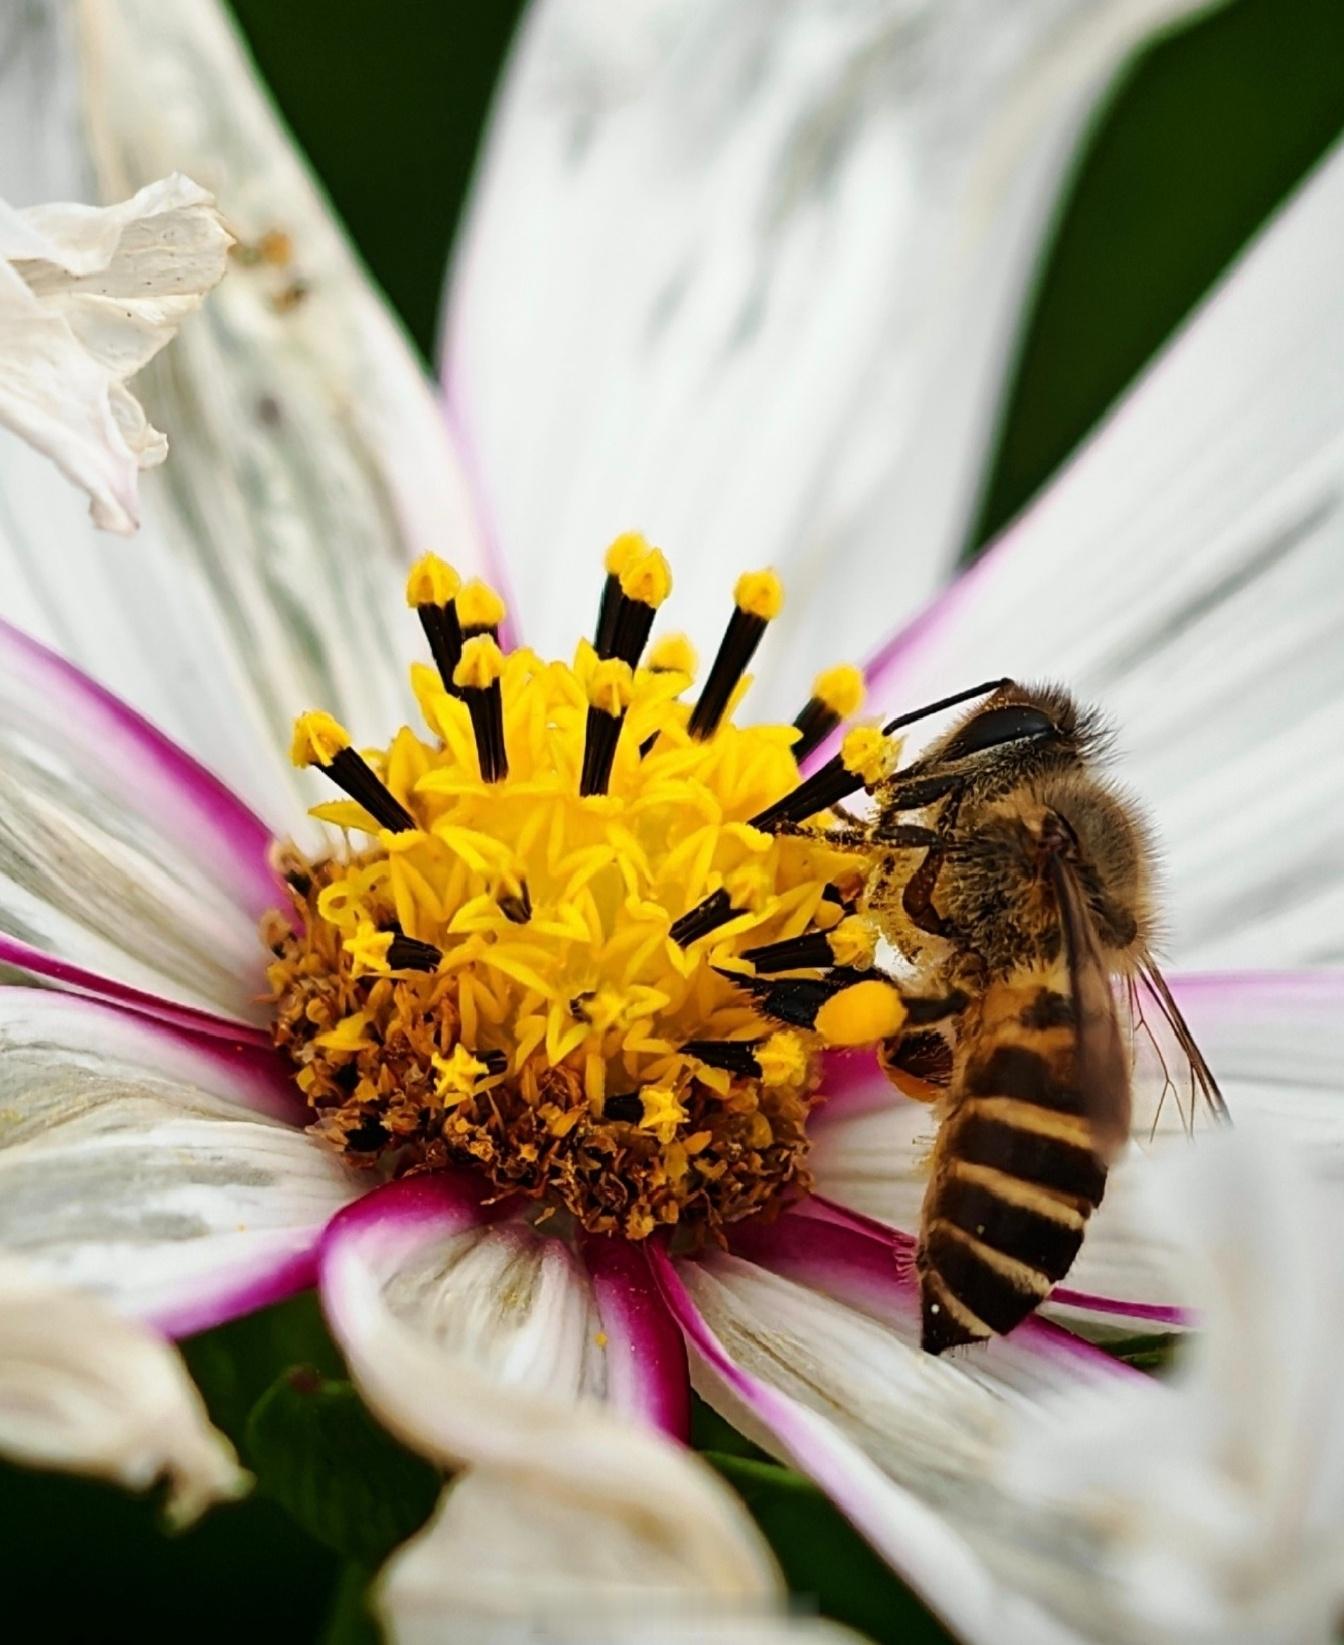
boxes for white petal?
[448,0,1204,701]
[0,1255,247,1523]
[0,988,358,1332]
[0,619,280,1030]
[0,171,229,533]
[0,0,487,818]
[320,1177,783,1613]
[379,1463,834,1645]
[648,1244,1081,1645]
[810,971,1344,1328]
[996,1132,1344,1643]
[851,139,1344,970]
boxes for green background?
[4,0,1343,1639]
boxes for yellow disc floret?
[264,545,899,1243]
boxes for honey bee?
[778,680,1228,1354]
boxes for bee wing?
[1121,957,1231,1144]
[1046,851,1132,1162]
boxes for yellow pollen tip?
[647,633,697,676]
[344,923,394,976]
[405,553,461,609]
[756,1032,808,1087]
[840,726,892,787]
[456,579,507,631]
[291,710,351,768]
[618,548,672,609]
[813,664,865,720]
[587,658,634,716]
[639,1085,686,1145]
[453,634,505,691]
[815,979,906,1046]
[829,916,875,969]
[734,569,784,621]
[604,531,649,577]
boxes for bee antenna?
[880,679,1012,737]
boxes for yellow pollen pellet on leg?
[814,979,906,1046]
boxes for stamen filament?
[291,711,416,832]
[595,533,647,656]
[669,888,738,947]
[751,726,891,831]
[453,636,509,782]
[688,570,783,740]
[603,548,672,668]
[406,554,464,695]
[581,659,635,797]
[793,664,865,762]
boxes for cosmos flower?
[1,1,1341,1642]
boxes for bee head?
[928,682,1106,787]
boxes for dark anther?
[343,1116,389,1152]
[325,747,417,833]
[581,704,625,797]
[463,681,508,782]
[499,885,532,924]
[741,930,836,974]
[477,1048,509,1077]
[385,933,443,972]
[669,889,737,947]
[689,602,772,740]
[749,753,867,833]
[681,1039,764,1079]
[720,966,864,1030]
[418,600,465,697]
[791,696,841,764]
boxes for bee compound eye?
[940,705,1057,761]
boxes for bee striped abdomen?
[917,981,1109,1354]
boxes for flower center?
[264,538,905,1244]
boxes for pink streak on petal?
[1170,968,1344,1010]
[814,1046,903,1125]
[319,1170,515,1259]
[732,1202,1132,1377]
[646,1243,999,1639]
[805,1192,1188,1331]
[0,935,273,1047]
[581,1233,690,1440]
[0,619,282,918]
[148,1244,322,1339]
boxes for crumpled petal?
[0,0,487,827]
[0,170,229,532]
[380,1463,864,1645]
[447,0,1207,700]
[0,987,358,1334]
[0,1255,247,1524]
[0,618,280,1033]
[993,1131,1344,1644]
[320,1177,783,1619]
[843,139,1344,970]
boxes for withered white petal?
[994,1132,1344,1644]
[380,1464,863,1645]
[0,1256,247,1524]
[448,0,1208,703]
[0,171,229,533]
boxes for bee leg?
[771,820,939,852]
[878,1002,961,1101]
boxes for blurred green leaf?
[182,1288,346,1447]
[246,1366,441,1566]
[0,1462,338,1644]
[706,1453,955,1645]
[320,1563,382,1645]
[1106,1332,1182,1373]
